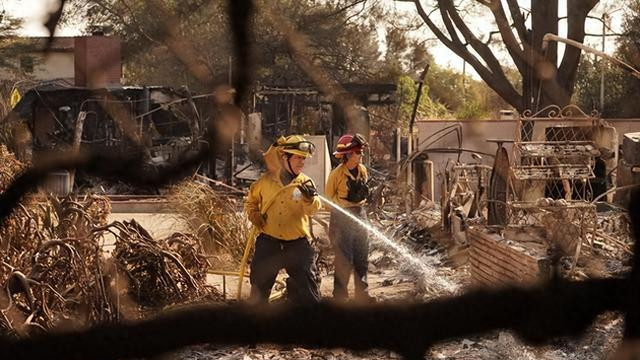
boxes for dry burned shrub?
[108,220,221,312]
[170,181,249,269]
[45,195,111,256]
[0,193,115,336]
[0,146,219,336]
[0,147,39,278]
[165,232,211,284]
[1,203,46,271]
[35,195,117,327]
[0,145,23,191]
[2,202,219,335]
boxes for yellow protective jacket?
[245,171,322,241]
[325,163,368,209]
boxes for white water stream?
[318,195,458,295]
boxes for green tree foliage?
[0,14,26,71]
[66,0,512,127]
[370,64,512,137]
[574,55,627,117]
[608,0,640,117]
[397,73,449,123]
[574,2,640,118]
[423,65,510,120]
[375,17,510,126]
[69,0,384,91]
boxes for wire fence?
[0,1,639,360]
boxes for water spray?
[317,195,458,295]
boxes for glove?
[298,180,318,201]
[345,178,369,203]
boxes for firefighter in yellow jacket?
[326,133,374,302]
[244,135,322,304]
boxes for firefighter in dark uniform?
[244,135,322,304]
[326,133,374,302]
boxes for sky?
[1,0,81,36]
[0,0,627,78]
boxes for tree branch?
[437,1,463,45]
[483,30,500,45]
[505,0,528,45]
[438,0,520,104]
[440,0,505,76]
[324,0,367,18]
[486,0,526,74]
[0,278,630,360]
[117,0,164,46]
[409,0,520,108]
[144,0,215,86]
[557,0,599,92]
[411,1,454,48]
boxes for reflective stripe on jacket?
[245,171,322,241]
[325,163,368,209]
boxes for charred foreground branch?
[0,148,637,360]
[0,278,630,360]
[0,143,638,360]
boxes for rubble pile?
[468,201,633,287]
[509,199,597,258]
[368,179,442,250]
[429,313,623,360]
[593,209,633,257]
[389,207,440,246]
[365,180,459,297]
[572,208,634,279]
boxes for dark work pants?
[249,234,320,304]
[330,207,369,299]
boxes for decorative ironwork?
[511,165,594,180]
[444,163,492,228]
[521,104,600,120]
[510,104,600,198]
[488,146,509,226]
[501,104,604,271]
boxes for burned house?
[1,82,398,191]
[250,84,396,151]
[1,84,215,191]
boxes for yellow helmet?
[275,135,315,158]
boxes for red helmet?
[333,133,368,158]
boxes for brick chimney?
[74,35,122,88]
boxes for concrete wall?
[0,52,74,81]
[606,119,640,142]
[0,61,18,79]
[416,120,515,200]
[416,119,640,199]
[33,52,74,80]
